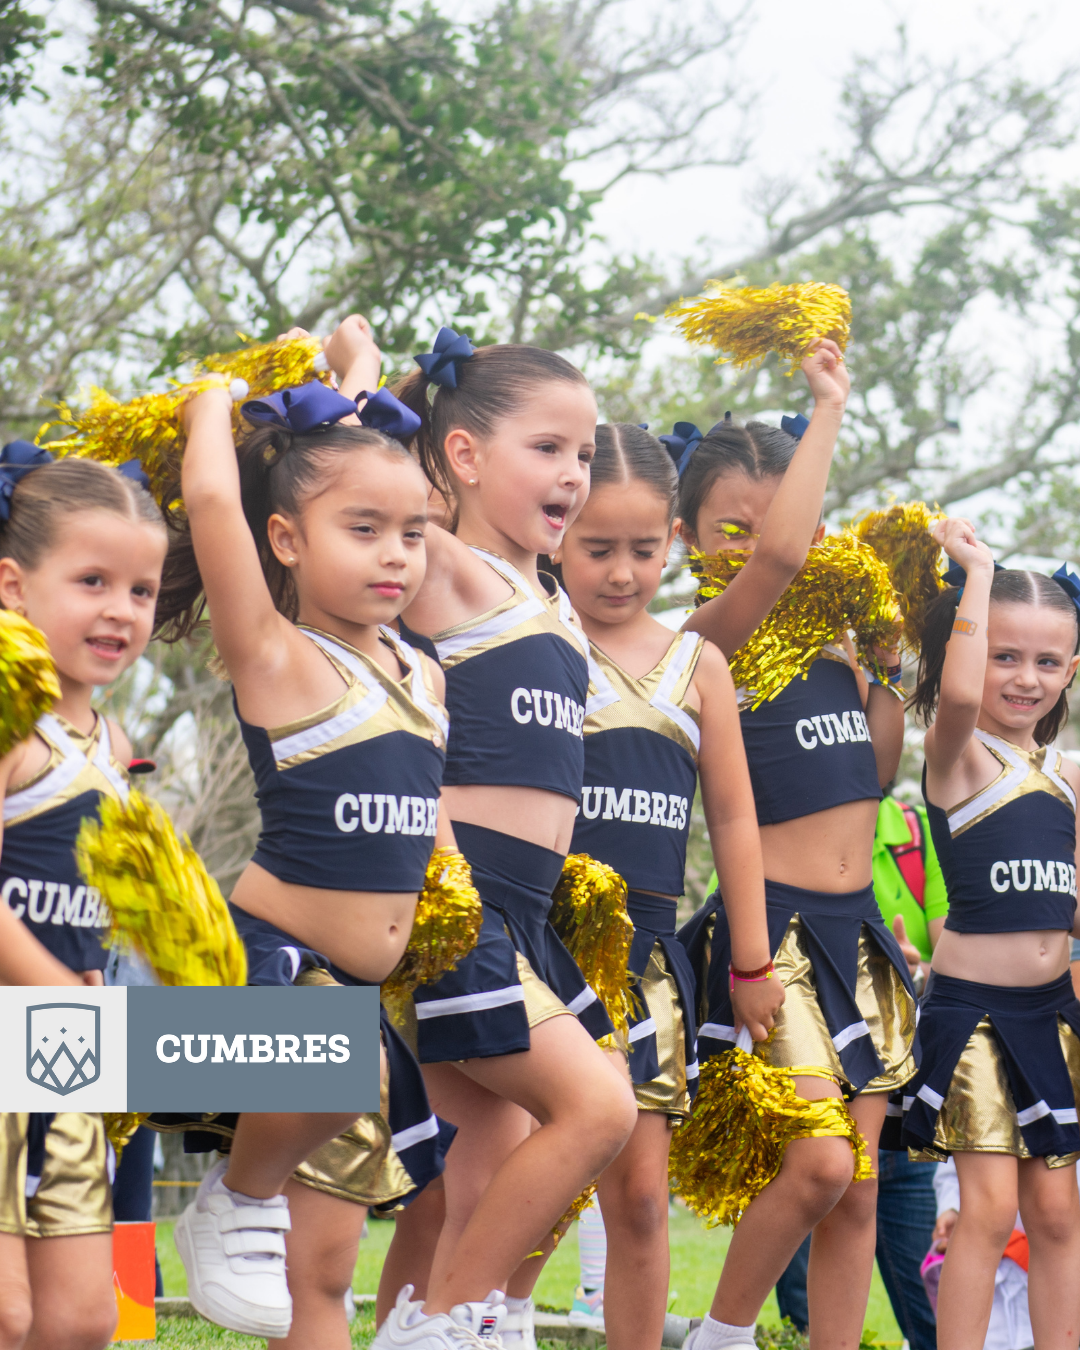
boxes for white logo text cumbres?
[155,1033,351,1064]
[578,787,688,830]
[2,877,109,929]
[333,794,438,835]
[989,860,1077,895]
[510,688,584,737]
[794,711,871,750]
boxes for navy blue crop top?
[738,649,882,826]
[1,713,128,971]
[239,627,448,892]
[925,730,1077,934]
[433,549,590,801]
[572,631,704,894]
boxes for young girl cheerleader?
[544,423,782,1350]
[0,446,169,1350]
[900,517,1080,1350]
[331,326,639,1348]
[151,319,461,1348]
[672,338,919,1350]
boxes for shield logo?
[26,1004,101,1095]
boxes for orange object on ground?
[112,1221,156,1341]
[1003,1228,1029,1272]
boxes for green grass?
[145,1208,902,1346]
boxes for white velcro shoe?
[499,1297,536,1348]
[173,1159,293,1336]
[372,1284,507,1347]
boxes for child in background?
[0,447,169,1350]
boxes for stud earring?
[468,479,477,487]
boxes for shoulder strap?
[887,802,926,908]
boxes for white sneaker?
[373,1283,507,1347]
[173,1158,293,1336]
[500,1298,536,1348]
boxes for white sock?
[504,1296,531,1313]
[695,1314,757,1348]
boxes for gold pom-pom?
[851,502,945,655]
[0,611,60,759]
[668,282,851,374]
[691,535,902,707]
[551,1183,598,1248]
[668,1050,872,1227]
[76,791,247,987]
[42,336,331,503]
[381,848,483,1012]
[103,1112,150,1163]
[550,854,637,1037]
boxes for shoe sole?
[567,1311,605,1329]
[174,1205,293,1337]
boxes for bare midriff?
[933,927,1071,987]
[441,783,579,855]
[231,861,418,984]
[758,798,880,894]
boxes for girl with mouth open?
[897,518,1080,1350]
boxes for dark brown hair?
[678,419,800,544]
[155,422,414,640]
[394,343,590,503]
[592,424,678,523]
[0,458,164,572]
[910,569,1080,745]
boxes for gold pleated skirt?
[761,916,918,1093]
[0,1112,112,1238]
[912,1015,1080,1168]
[613,940,693,1121]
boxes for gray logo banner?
[127,986,380,1112]
[27,1003,102,1095]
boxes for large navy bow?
[414,326,475,390]
[118,459,150,490]
[241,381,359,433]
[781,413,810,440]
[657,422,703,477]
[357,388,422,441]
[0,441,53,521]
[1051,563,1080,622]
[943,559,1004,592]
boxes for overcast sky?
[588,0,1079,270]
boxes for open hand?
[802,338,850,410]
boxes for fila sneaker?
[499,1296,536,1348]
[372,1283,507,1347]
[173,1158,293,1337]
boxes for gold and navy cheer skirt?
[679,878,917,1094]
[149,906,451,1211]
[896,970,1080,1166]
[0,1112,112,1238]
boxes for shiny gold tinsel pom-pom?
[668,282,851,374]
[851,502,945,655]
[0,611,60,759]
[103,1113,149,1163]
[43,335,330,504]
[691,534,902,707]
[550,854,637,1037]
[382,848,483,1010]
[77,791,247,987]
[668,1050,873,1228]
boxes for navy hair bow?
[942,558,1004,599]
[413,326,475,390]
[1051,563,1080,621]
[241,380,360,434]
[118,458,150,490]
[356,388,422,441]
[0,441,53,521]
[657,422,703,477]
[781,413,810,440]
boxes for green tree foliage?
[0,0,48,103]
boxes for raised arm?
[922,518,995,776]
[180,384,294,685]
[683,339,849,657]
[694,642,783,1041]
